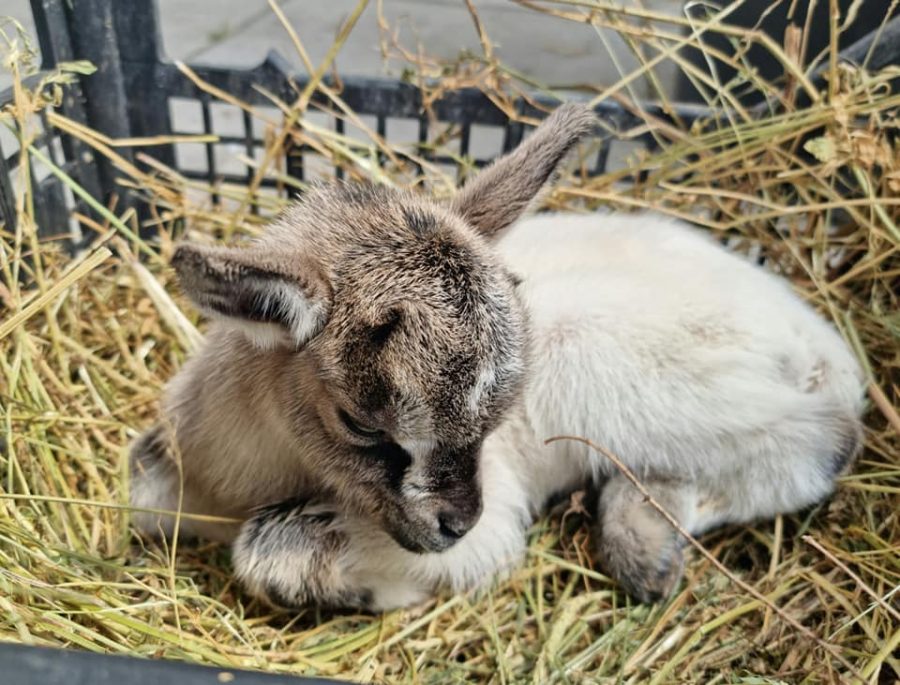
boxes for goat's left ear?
[171,242,332,349]
[451,102,596,240]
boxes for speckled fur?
[130,104,865,610]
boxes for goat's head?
[171,103,597,553]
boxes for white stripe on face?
[397,437,438,500]
[467,363,496,413]
[397,437,438,462]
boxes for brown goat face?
[171,103,597,553]
[173,184,529,552]
[304,210,530,551]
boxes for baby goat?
[130,103,865,609]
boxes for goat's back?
[496,212,864,518]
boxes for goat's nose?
[437,507,479,541]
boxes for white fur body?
[499,211,863,523]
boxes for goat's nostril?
[437,512,470,540]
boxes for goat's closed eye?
[338,410,384,440]
[369,309,402,347]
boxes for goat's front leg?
[232,498,393,610]
[233,485,532,612]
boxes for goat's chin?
[393,533,457,555]
[386,520,459,555]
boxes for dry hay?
[1,2,898,683]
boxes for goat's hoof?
[618,543,685,604]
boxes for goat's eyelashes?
[338,409,385,441]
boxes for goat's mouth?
[385,499,483,554]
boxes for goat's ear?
[171,243,331,350]
[451,103,596,239]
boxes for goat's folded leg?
[593,474,701,603]
[232,498,389,610]
[233,488,532,612]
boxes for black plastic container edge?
[0,641,350,685]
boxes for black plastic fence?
[3,2,900,255]
[0,0,719,253]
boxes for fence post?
[113,0,176,170]
[47,0,135,214]
[29,0,109,246]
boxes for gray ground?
[4,1,684,93]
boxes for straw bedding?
[1,3,898,683]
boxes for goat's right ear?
[171,243,331,350]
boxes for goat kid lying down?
[130,104,865,610]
